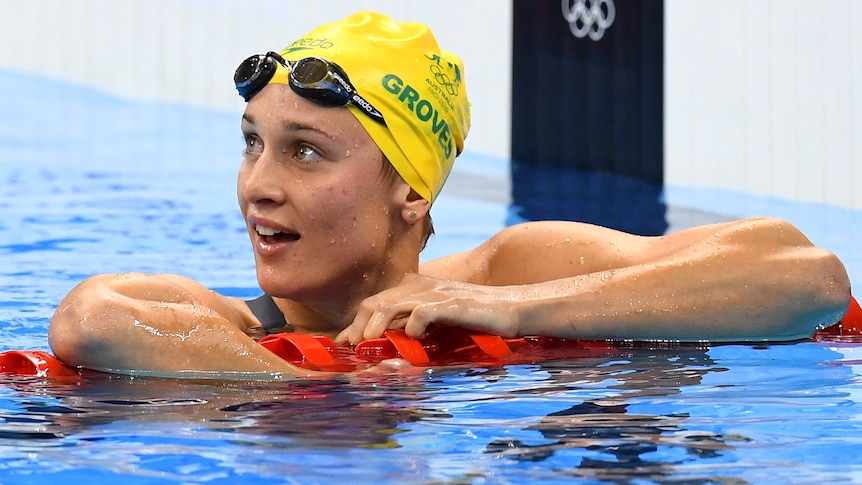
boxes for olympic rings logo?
[430,63,460,96]
[426,54,461,97]
[561,0,616,41]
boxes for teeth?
[255,224,282,237]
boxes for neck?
[274,244,421,338]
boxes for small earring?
[408,210,417,219]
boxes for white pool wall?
[665,0,862,211]
[0,0,512,164]
[1,0,859,213]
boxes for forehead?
[243,84,370,139]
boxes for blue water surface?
[2,67,862,483]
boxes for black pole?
[510,0,666,235]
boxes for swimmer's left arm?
[498,217,850,341]
[338,217,851,344]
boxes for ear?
[400,188,431,225]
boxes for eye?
[295,144,322,163]
[243,134,263,154]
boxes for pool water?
[1,343,859,483]
[2,68,862,483]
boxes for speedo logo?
[283,37,334,53]
[382,74,453,160]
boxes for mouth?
[255,224,300,245]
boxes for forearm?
[514,221,851,342]
[517,267,842,341]
[48,273,309,376]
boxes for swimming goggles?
[234,51,386,125]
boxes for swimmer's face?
[237,84,411,300]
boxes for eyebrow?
[241,114,335,142]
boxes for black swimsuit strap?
[245,294,293,334]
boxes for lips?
[247,216,302,254]
[255,223,300,244]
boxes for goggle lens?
[234,53,385,125]
[234,53,279,99]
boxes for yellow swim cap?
[272,11,471,203]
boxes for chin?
[255,266,324,302]
[255,265,293,297]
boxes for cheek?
[318,179,394,231]
[236,168,248,214]
[295,184,359,239]
[318,184,365,226]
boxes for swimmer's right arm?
[48,273,315,376]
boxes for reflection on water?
[509,162,668,236]
[2,342,861,482]
[477,349,746,482]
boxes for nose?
[238,152,287,208]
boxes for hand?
[244,322,268,341]
[336,273,522,345]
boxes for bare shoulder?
[420,217,832,287]
[150,274,255,318]
[419,249,481,282]
[129,273,262,332]
[419,221,642,285]
[55,273,259,332]
[479,221,646,285]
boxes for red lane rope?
[4,296,860,377]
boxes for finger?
[336,299,374,345]
[340,295,414,345]
[245,323,268,341]
[405,300,517,339]
[334,327,352,346]
[340,311,375,346]
[403,302,444,339]
[339,274,440,345]
[362,301,413,341]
